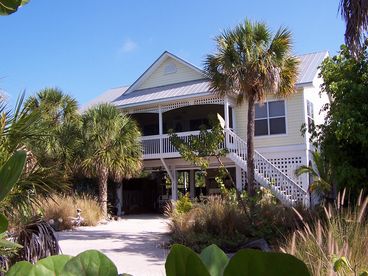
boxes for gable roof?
[297,51,328,85]
[82,50,328,110]
[124,51,207,94]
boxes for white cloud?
[120,38,138,53]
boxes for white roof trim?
[124,51,207,94]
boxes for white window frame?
[255,99,287,137]
[306,100,314,132]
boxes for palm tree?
[81,104,142,217]
[25,88,81,172]
[295,151,333,197]
[204,19,299,196]
[340,0,368,57]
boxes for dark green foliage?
[5,244,312,276]
[165,244,211,276]
[0,0,28,15]
[200,245,229,276]
[165,244,310,276]
[314,44,368,196]
[0,151,26,202]
[223,249,310,276]
[6,250,117,276]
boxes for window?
[306,100,314,132]
[255,100,286,136]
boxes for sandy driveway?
[57,215,170,276]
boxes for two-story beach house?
[84,50,329,212]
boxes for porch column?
[171,168,178,201]
[116,183,123,216]
[235,165,242,191]
[189,170,195,199]
[224,96,230,129]
[158,106,163,154]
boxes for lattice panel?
[194,97,224,105]
[128,106,159,114]
[267,156,303,187]
[161,101,190,112]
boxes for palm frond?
[340,0,368,57]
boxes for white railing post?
[159,106,163,154]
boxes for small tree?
[81,104,142,217]
[311,45,368,197]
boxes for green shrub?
[281,191,368,276]
[167,196,307,252]
[175,193,193,214]
[40,194,103,230]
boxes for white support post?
[116,183,123,216]
[235,165,242,191]
[189,170,195,199]
[172,169,178,201]
[158,106,163,154]
[224,96,230,129]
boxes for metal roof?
[112,79,211,108]
[80,86,129,113]
[82,51,328,110]
[297,51,328,85]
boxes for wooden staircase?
[224,128,309,207]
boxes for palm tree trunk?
[247,95,256,196]
[98,167,109,218]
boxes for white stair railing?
[224,128,309,207]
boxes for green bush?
[175,193,193,214]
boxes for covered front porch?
[128,96,235,159]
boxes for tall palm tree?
[340,0,368,57]
[25,88,81,172]
[81,104,142,217]
[204,20,299,196]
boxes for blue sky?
[1,0,345,107]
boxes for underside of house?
[84,50,329,213]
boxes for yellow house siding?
[138,57,204,90]
[233,89,307,148]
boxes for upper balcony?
[126,98,234,159]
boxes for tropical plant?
[281,190,368,276]
[295,151,333,197]
[0,94,70,220]
[6,250,118,276]
[81,104,142,217]
[0,0,28,15]
[339,0,368,57]
[0,151,26,272]
[204,19,299,196]
[166,244,311,276]
[25,88,82,175]
[6,244,311,276]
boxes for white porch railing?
[141,130,201,158]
